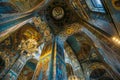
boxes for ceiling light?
[112,37,116,40]
[118,41,120,44]
[115,39,119,42]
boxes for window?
[91,0,103,8]
[86,0,105,13]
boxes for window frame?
[91,0,103,8]
[85,0,105,13]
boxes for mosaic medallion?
[52,7,65,20]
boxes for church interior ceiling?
[0,0,120,80]
[8,0,46,12]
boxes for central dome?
[52,7,64,20]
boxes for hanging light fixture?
[112,37,120,45]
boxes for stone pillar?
[3,54,31,80]
[33,36,67,80]
[53,36,67,80]
[32,41,53,80]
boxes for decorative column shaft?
[33,36,67,80]
[3,54,31,80]
[49,36,67,80]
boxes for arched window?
[86,0,105,13]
